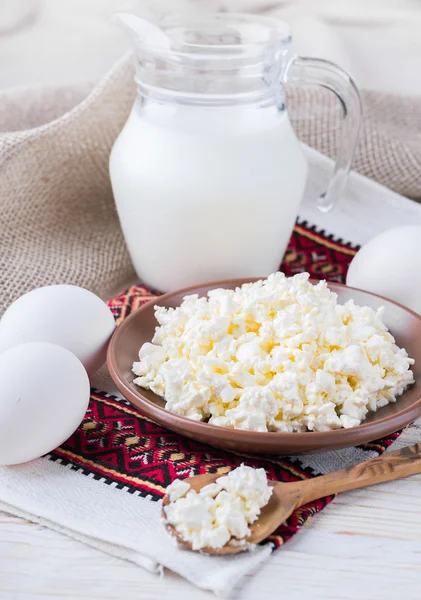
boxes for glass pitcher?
[110,13,362,292]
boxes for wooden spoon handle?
[297,443,421,505]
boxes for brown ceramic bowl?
[107,279,421,455]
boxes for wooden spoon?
[163,442,421,555]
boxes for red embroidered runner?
[49,221,399,549]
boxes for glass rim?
[135,12,292,60]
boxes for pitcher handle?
[285,56,363,213]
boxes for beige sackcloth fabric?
[1,53,420,316]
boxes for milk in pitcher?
[110,13,362,291]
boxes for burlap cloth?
[1,53,420,316]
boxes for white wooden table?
[1,3,421,597]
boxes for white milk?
[110,101,307,292]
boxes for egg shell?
[346,225,421,315]
[0,342,90,465]
[0,285,115,375]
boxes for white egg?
[0,285,115,375]
[346,225,421,314]
[0,342,90,465]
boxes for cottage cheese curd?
[164,464,272,550]
[133,273,415,432]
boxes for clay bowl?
[107,279,421,455]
